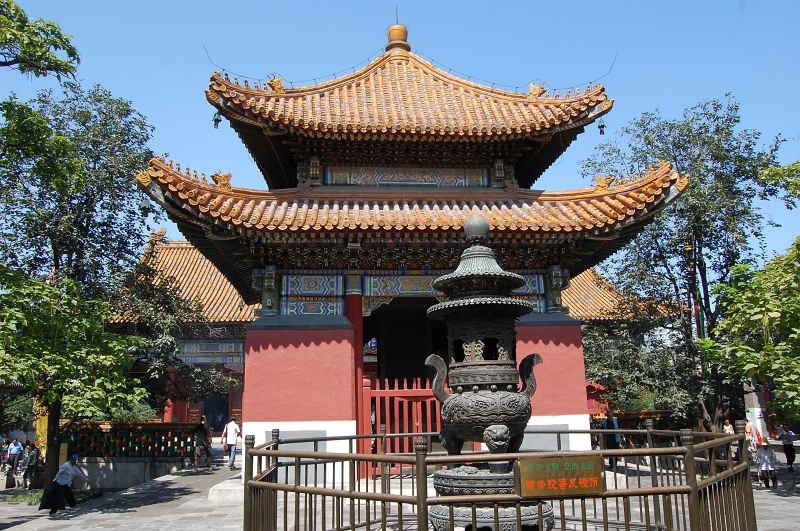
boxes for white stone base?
[523,414,592,451]
[244,420,357,452]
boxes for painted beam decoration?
[280,274,345,316]
[179,341,245,365]
[325,166,489,187]
[515,455,606,498]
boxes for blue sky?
[6,1,799,256]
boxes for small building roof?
[144,235,259,324]
[565,267,625,321]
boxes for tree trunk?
[45,400,63,483]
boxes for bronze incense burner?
[426,217,554,531]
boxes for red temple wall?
[516,320,588,417]
[243,327,356,422]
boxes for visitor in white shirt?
[223,415,241,470]
[755,441,779,488]
[38,454,88,514]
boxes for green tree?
[580,95,785,430]
[0,82,155,299]
[701,237,800,422]
[760,160,800,201]
[583,322,690,416]
[0,386,34,434]
[0,263,146,480]
[0,0,79,79]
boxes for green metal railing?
[243,421,756,531]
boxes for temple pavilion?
[137,25,687,449]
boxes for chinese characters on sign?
[516,456,606,498]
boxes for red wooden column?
[162,399,174,422]
[345,275,365,440]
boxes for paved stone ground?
[1,444,798,530]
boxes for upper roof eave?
[205,49,613,141]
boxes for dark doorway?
[203,395,229,433]
[363,297,448,381]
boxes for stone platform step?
[208,473,243,505]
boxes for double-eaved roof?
[137,25,687,304]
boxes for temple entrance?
[203,394,229,433]
[363,296,448,381]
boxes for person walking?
[0,439,7,471]
[744,419,755,454]
[222,415,241,470]
[778,423,797,472]
[22,443,39,489]
[602,411,622,471]
[192,415,216,472]
[38,454,88,514]
[755,441,779,488]
[6,438,23,474]
[723,419,734,435]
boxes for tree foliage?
[701,237,800,422]
[580,95,783,429]
[583,322,690,415]
[0,263,146,478]
[760,160,800,202]
[0,386,34,434]
[0,82,155,299]
[0,0,79,79]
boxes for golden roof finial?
[386,24,410,53]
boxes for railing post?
[736,420,757,530]
[243,434,255,531]
[415,437,429,531]
[644,419,662,526]
[681,429,701,531]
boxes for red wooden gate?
[359,377,440,455]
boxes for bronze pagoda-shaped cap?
[429,218,530,319]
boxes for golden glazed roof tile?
[142,236,259,323]
[137,159,687,236]
[562,267,624,321]
[205,28,612,142]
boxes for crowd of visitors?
[1,436,41,486]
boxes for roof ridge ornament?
[267,76,286,94]
[527,83,547,101]
[385,24,411,53]
[211,172,233,192]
